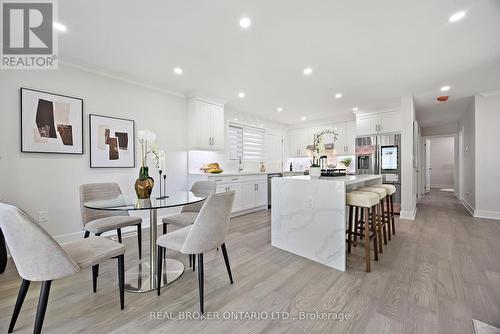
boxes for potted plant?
[135,130,164,199]
[310,128,339,178]
[340,157,353,173]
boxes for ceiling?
[58,0,500,125]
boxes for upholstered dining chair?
[161,181,216,233]
[156,191,235,313]
[0,203,125,334]
[80,183,142,258]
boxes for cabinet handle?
[256,184,258,191]
[232,178,238,181]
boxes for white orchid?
[138,129,157,143]
[138,129,164,169]
[311,128,339,167]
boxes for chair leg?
[137,224,142,260]
[84,231,90,238]
[8,279,30,333]
[381,201,388,245]
[221,243,234,284]
[117,228,122,243]
[372,206,379,262]
[192,254,196,272]
[197,253,204,314]
[189,254,192,268]
[92,265,99,293]
[157,246,163,296]
[386,196,392,240]
[162,223,167,235]
[364,208,371,273]
[117,255,124,310]
[376,204,383,254]
[353,207,359,246]
[33,280,52,334]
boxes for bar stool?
[346,191,380,272]
[358,187,388,252]
[377,184,396,236]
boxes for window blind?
[228,124,265,160]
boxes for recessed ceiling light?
[303,67,313,76]
[448,11,466,23]
[440,85,450,92]
[352,107,359,111]
[234,118,238,121]
[260,124,264,127]
[53,22,67,32]
[238,92,245,98]
[335,93,343,99]
[239,17,252,29]
[277,107,283,112]
[301,116,307,121]
[173,67,183,75]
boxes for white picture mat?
[21,89,83,153]
[90,114,135,167]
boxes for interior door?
[425,139,431,193]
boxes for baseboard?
[461,200,475,217]
[474,210,500,220]
[231,205,267,218]
[399,207,417,220]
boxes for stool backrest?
[181,181,217,213]
[0,203,79,281]
[181,191,234,254]
[79,183,128,227]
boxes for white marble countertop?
[189,171,278,176]
[283,174,382,184]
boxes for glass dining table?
[83,191,206,293]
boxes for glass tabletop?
[83,191,206,211]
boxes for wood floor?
[1,190,500,334]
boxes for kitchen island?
[271,174,382,271]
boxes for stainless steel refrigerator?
[355,133,401,213]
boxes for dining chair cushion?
[157,226,192,252]
[162,212,198,227]
[84,216,141,234]
[62,237,125,269]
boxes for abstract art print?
[21,88,83,154]
[89,114,135,167]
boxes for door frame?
[422,134,459,195]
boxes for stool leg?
[371,205,379,262]
[381,201,388,246]
[364,207,371,272]
[390,194,395,235]
[347,206,353,253]
[376,204,383,253]
[385,197,391,240]
[353,207,359,246]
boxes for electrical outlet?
[38,211,49,223]
[308,198,314,208]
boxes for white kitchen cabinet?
[289,127,310,157]
[187,98,225,151]
[344,121,356,155]
[332,122,346,154]
[356,111,401,136]
[255,180,268,207]
[189,173,267,216]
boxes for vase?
[309,166,321,178]
[135,166,154,199]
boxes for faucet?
[238,158,244,172]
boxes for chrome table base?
[124,259,184,293]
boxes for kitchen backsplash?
[288,155,356,173]
[188,151,282,173]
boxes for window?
[228,124,265,160]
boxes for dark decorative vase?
[134,166,154,199]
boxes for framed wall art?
[89,114,135,168]
[21,88,83,154]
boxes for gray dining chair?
[156,191,235,313]
[161,181,216,233]
[80,183,142,258]
[0,203,125,334]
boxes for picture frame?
[20,88,84,154]
[89,114,135,168]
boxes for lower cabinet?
[194,173,268,215]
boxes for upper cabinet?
[289,127,311,157]
[356,110,401,136]
[334,120,356,155]
[187,97,225,151]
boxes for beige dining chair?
[80,183,142,258]
[0,203,125,334]
[156,191,235,313]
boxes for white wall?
[421,123,458,137]
[474,94,500,219]
[429,137,454,189]
[459,100,476,213]
[0,65,188,241]
[400,96,417,219]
